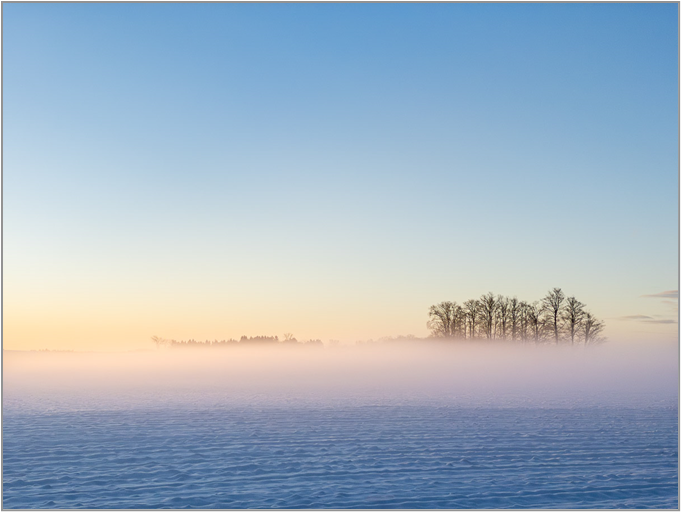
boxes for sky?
[3,3,678,351]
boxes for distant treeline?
[151,334,323,349]
[151,288,604,350]
[428,288,604,345]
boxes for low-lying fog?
[4,341,678,412]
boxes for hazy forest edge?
[427,288,604,345]
[150,288,605,349]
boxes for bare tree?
[518,301,529,341]
[427,288,603,346]
[509,297,521,341]
[542,288,565,343]
[464,300,480,339]
[496,295,509,340]
[428,301,456,338]
[452,303,467,338]
[562,296,585,345]
[526,302,543,343]
[478,293,497,339]
[582,312,605,345]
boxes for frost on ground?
[3,342,678,509]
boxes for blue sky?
[4,3,678,349]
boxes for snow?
[3,342,678,508]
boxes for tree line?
[428,288,604,345]
[151,334,323,348]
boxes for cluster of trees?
[151,335,323,348]
[150,289,604,350]
[428,288,605,345]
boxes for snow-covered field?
[3,343,678,508]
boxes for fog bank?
[4,341,678,412]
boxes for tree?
[426,288,604,345]
[542,288,565,343]
[478,293,497,339]
[582,312,605,345]
[496,295,509,339]
[464,300,480,339]
[518,301,530,341]
[452,303,467,338]
[526,302,543,343]
[562,297,585,345]
[508,297,521,341]
[428,301,457,338]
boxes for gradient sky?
[4,3,678,351]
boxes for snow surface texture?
[3,343,678,509]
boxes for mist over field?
[4,341,678,509]
[4,340,677,412]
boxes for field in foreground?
[3,343,678,508]
[3,405,678,509]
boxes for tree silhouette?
[526,301,543,343]
[542,288,565,343]
[582,311,605,345]
[478,293,497,339]
[428,288,604,345]
[562,297,585,345]
[428,301,456,337]
[508,297,521,341]
[496,296,509,340]
[464,299,480,339]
